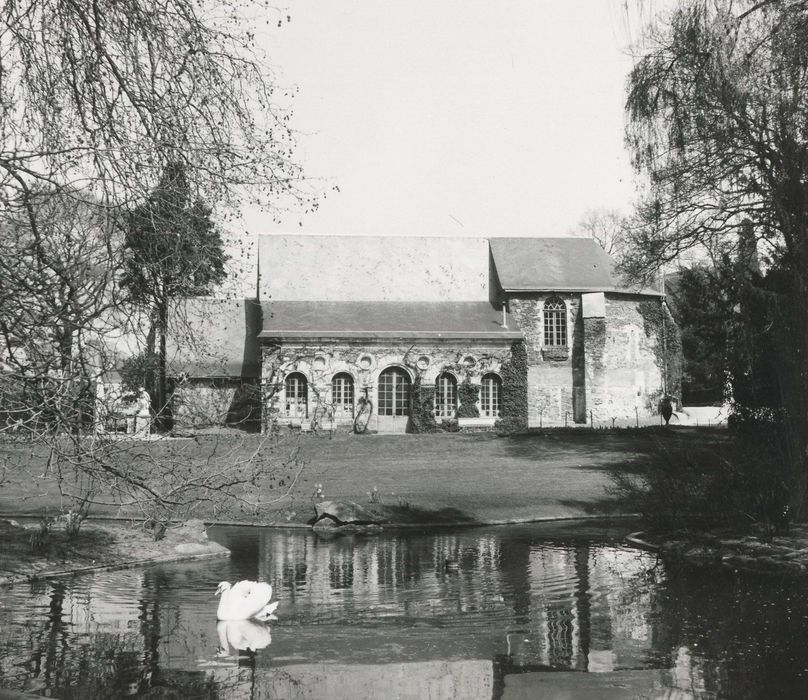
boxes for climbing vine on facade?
[497,341,529,434]
[407,377,439,433]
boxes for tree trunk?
[792,268,808,520]
[157,300,170,431]
[780,222,808,520]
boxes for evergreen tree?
[122,162,228,427]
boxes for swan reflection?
[216,619,273,656]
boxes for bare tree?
[0,192,303,535]
[572,209,629,259]
[1,0,308,218]
[0,1,310,531]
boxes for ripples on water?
[1,523,808,699]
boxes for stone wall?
[507,292,678,426]
[507,293,583,426]
[260,340,513,433]
[584,294,670,424]
[257,296,680,432]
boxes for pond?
[1,522,807,699]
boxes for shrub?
[608,419,792,535]
[118,352,159,395]
[440,418,460,432]
[456,380,480,418]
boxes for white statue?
[137,387,151,414]
[134,387,151,437]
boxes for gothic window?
[378,367,411,416]
[284,372,308,418]
[480,373,502,418]
[434,373,457,419]
[331,373,355,417]
[543,297,568,346]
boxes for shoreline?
[625,526,808,576]
[0,510,644,530]
[5,511,807,586]
[0,518,230,588]
[0,511,644,588]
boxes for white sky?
[237,0,649,239]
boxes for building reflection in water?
[251,529,709,697]
[0,526,768,699]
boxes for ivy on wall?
[262,342,513,434]
[457,379,480,418]
[406,377,439,433]
[638,301,684,404]
[496,341,529,434]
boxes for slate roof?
[258,301,522,340]
[489,237,661,295]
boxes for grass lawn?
[0,427,726,527]
[285,427,726,525]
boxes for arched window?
[284,372,308,418]
[543,297,567,346]
[480,373,502,418]
[378,367,411,416]
[332,373,355,417]
[435,373,457,418]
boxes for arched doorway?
[377,366,411,432]
[284,372,308,418]
[435,372,457,419]
[331,372,355,418]
[480,373,502,418]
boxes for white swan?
[215,580,279,621]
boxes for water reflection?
[216,620,272,655]
[0,525,806,698]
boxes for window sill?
[542,346,569,361]
[458,417,498,428]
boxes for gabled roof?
[490,237,611,291]
[490,237,662,296]
[258,301,522,340]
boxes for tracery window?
[543,297,568,346]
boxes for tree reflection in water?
[0,525,807,698]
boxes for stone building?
[254,234,679,432]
